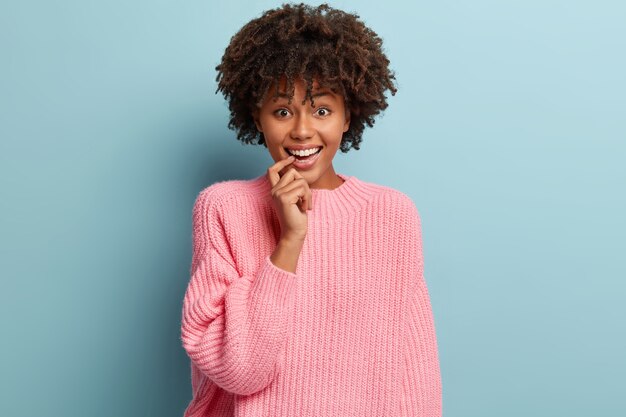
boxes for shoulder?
[352,177,423,240]
[358,178,421,222]
[192,175,267,220]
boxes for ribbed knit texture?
[180,172,442,416]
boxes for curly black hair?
[215,2,398,152]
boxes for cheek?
[260,125,280,143]
[260,118,287,139]
[319,120,346,141]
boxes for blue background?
[1,1,625,416]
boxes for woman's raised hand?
[267,155,312,242]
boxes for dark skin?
[260,77,351,273]
[255,77,350,189]
[266,155,306,273]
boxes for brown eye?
[316,107,331,117]
[275,109,290,118]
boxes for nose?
[290,112,315,140]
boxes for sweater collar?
[254,172,376,219]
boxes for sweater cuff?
[249,255,297,306]
[264,254,297,277]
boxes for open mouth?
[284,147,323,160]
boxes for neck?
[255,172,376,220]
[308,168,345,190]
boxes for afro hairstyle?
[215,2,398,152]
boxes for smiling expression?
[253,76,351,190]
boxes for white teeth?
[287,147,321,157]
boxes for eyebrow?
[275,91,331,99]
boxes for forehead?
[256,75,343,108]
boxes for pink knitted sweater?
[180,172,442,416]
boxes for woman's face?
[253,76,351,189]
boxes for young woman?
[180,3,442,416]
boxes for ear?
[343,108,351,133]
[252,109,263,132]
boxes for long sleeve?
[180,174,444,416]
[400,201,443,416]
[400,277,442,416]
[180,189,298,396]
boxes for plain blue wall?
[1,1,625,416]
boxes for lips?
[284,145,323,151]
[285,148,322,158]
[284,146,323,157]
[289,146,323,170]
